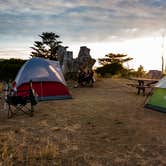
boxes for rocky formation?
[58,46,96,79]
[57,46,68,67]
[62,51,75,74]
[77,46,96,72]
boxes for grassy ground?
[0,78,166,165]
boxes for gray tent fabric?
[155,76,166,88]
[15,57,66,87]
[14,57,72,101]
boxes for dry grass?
[0,129,57,165]
[1,78,166,165]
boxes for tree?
[96,53,133,77]
[98,53,133,65]
[30,32,63,60]
[137,65,145,77]
[0,59,26,81]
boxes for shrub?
[0,59,26,81]
[95,63,123,77]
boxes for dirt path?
[0,78,166,165]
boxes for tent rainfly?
[14,57,72,101]
[145,76,166,113]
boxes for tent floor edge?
[38,95,72,101]
[144,104,166,113]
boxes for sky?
[0,0,166,71]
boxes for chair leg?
[20,104,34,117]
[30,105,34,117]
[7,104,13,119]
[6,104,34,118]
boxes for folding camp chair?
[5,81,38,118]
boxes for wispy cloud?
[0,47,31,59]
[0,0,166,44]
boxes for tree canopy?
[98,53,133,66]
[30,32,63,60]
[0,59,26,81]
[137,65,145,77]
[96,53,133,77]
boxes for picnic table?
[128,77,160,96]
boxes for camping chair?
[5,81,38,118]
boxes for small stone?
[51,127,60,131]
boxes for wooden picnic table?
[130,77,160,82]
[129,77,160,96]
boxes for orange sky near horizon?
[0,35,165,72]
[69,36,165,71]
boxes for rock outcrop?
[76,46,96,72]
[57,46,96,79]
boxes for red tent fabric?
[14,58,72,101]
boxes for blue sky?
[0,0,166,70]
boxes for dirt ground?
[1,78,166,165]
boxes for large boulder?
[76,46,96,72]
[62,51,74,74]
[57,46,68,67]
[57,46,96,80]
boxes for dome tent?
[14,57,72,101]
[145,76,166,113]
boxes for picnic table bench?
[127,77,159,96]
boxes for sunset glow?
[69,36,165,71]
[0,0,166,71]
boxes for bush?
[95,63,123,77]
[0,59,26,81]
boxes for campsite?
[1,77,166,165]
[1,0,166,165]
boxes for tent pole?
[40,81,43,99]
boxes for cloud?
[0,47,31,59]
[0,0,166,44]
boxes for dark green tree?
[30,32,62,60]
[96,53,133,77]
[98,53,133,65]
[0,59,26,81]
